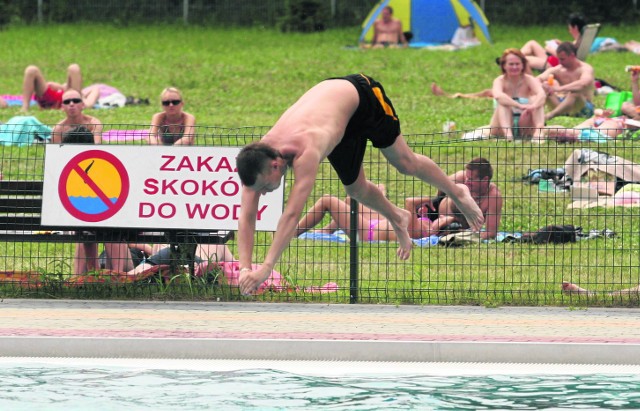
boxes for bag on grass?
[522,225,579,244]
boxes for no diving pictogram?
[58,150,130,222]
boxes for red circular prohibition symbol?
[58,150,130,222]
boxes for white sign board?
[42,145,284,231]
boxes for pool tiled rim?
[1,299,639,366]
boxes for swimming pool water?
[1,361,640,410]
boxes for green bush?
[279,0,329,33]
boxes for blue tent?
[360,0,491,48]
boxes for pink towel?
[1,94,35,101]
[102,129,149,142]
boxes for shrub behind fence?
[3,0,638,27]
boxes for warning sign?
[57,150,129,222]
[42,145,283,231]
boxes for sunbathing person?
[430,83,493,99]
[82,83,127,108]
[621,68,640,120]
[623,40,640,55]
[122,243,289,293]
[148,87,196,145]
[21,63,83,112]
[368,6,408,48]
[437,158,503,240]
[538,42,595,121]
[430,14,587,102]
[520,12,586,71]
[51,89,103,144]
[128,243,235,276]
[334,160,503,241]
[545,109,639,143]
[296,192,456,241]
[489,48,546,141]
[562,281,640,296]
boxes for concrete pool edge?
[1,337,639,365]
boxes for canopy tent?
[359,0,491,48]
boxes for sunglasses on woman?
[162,100,182,106]
[62,98,83,105]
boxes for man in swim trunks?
[21,63,83,112]
[235,73,484,294]
[538,42,595,121]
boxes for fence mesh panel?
[1,123,639,305]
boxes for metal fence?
[1,123,639,306]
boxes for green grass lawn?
[2,23,640,305]
[2,23,640,129]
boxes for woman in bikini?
[489,48,546,142]
[148,87,196,145]
[295,186,455,242]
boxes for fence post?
[183,0,189,25]
[349,198,359,303]
[37,0,43,23]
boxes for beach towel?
[298,230,440,246]
[297,230,350,243]
[0,94,120,109]
[1,95,36,107]
[0,116,52,146]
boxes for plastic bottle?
[547,74,554,86]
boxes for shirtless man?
[21,63,83,112]
[437,158,502,240]
[51,89,103,144]
[371,6,407,48]
[235,74,484,294]
[538,42,595,121]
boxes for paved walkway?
[1,299,639,364]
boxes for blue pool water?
[1,363,640,410]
